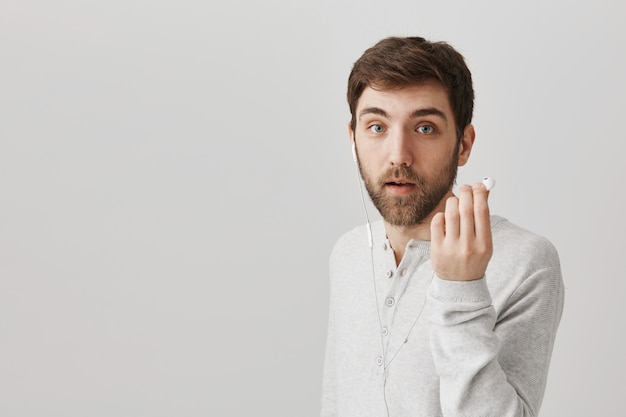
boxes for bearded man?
[320,36,564,417]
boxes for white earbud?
[351,142,358,163]
[482,177,496,191]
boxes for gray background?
[1,0,624,416]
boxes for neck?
[384,221,430,265]
[384,190,454,265]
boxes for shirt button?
[400,268,407,277]
[385,270,393,278]
[381,327,389,336]
[409,242,418,249]
[385,297,395,307]
[382,242,388,251]
[376,356,384,366]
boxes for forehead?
[356,82,453,119]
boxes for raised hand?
[430,183,493,281]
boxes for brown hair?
[347,36,474,140]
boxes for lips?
[384,179,417,195]
[385,178,415,186]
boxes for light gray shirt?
[321,216,564,417]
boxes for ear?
[348,121,355,145]
[457,124,475,167]
[348,122,357,162]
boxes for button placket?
[378,242,421,355]
[374,236,433,369]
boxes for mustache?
[378,166,426,187]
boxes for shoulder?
[490,215,560,271]
[329,221,387,280]
[329,223,371,267]
[488,216,564,314]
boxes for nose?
[388,128,413,167]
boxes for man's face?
[350,82,472,227]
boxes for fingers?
[429,182,493,281]
[430,212,445,244]
[441,184,479,239]
[458,185,475,239]
[432,182,491,240]
[444,193,460,238]
[472,182,492,243]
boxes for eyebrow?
[358,107,388,119]
[358,106,448,126]
[411,108,448,125]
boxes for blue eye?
[369,124,385,133]
[417,125,434,134]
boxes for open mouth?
[385,178,415,186]
[385,180,416,194]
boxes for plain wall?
[1,0,624,415]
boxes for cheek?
[358,152,381,172]
[418,148,457,173]
[359,159,383,186]
[360,160,377,181]
[417,152,444,168]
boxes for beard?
[359,148,459,227]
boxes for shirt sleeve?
[320,243,343,417]
[427,266,564,417]
[320,301,338,417]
